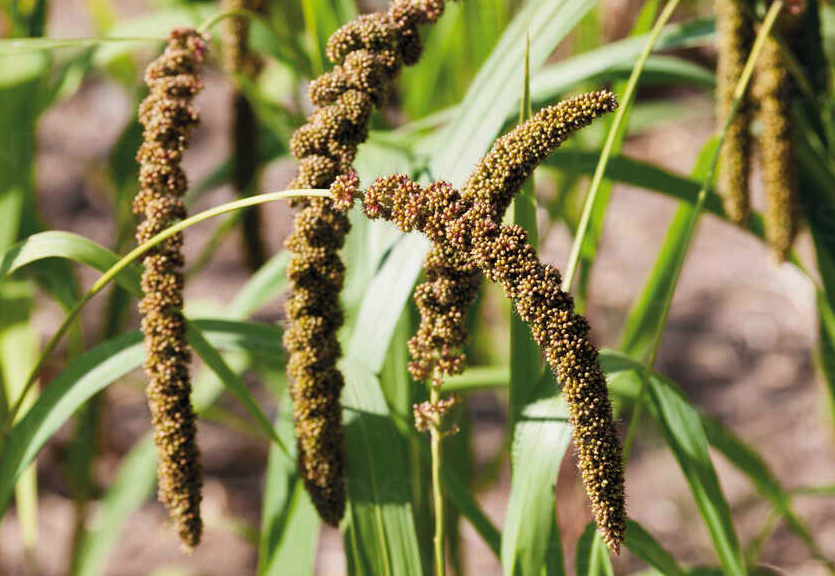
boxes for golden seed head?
[755,4,805,262]
[716,0,754,225]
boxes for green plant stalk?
[299,0,323,76]
[574,0,659,313]
[620,0,785,463]
[196,7,265,35]
[562,0,681,292]
[509,31,541,431]
[4,189,327,429]
[644,0,783,371]
[0,36,165,54]
[430,383,446,576]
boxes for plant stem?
[4,189,327,430]
[620,0,784,467]
[643,0,784,372]
[562,0,681,292]
[620,374,647,463]
[196,7,263,35]
[430,383,446,576]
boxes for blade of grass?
[619,140,718,361]
[508,32,543,428]
[646,372,745,576]
[0,36,165,54]
[0,319,284,517]
[230,250,290,318]
[501,373,569,576]
[346,233,431,373]
[562,0,682,293]
[340,359,424,576]
[0,281,40,571]
[257,394,319,576]
[4,189,326,425]
[701,415,835,573]
[623,519,687,576]
[70,436,157,576]
[617,1,785,491]
[572,0,660,312]
[404,18,715,141]
[1,230,142,295]
[428,0,598,186]
[575,522,613,576]
[188,327,288,454]
[817,292,835,429]
[72,349,258,576]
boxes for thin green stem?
[643,0,783,371]
[0,37,165,54]
[562,0,681,292]
[620,374,647,463]
[299,0,324,76]
[430,383,446,576]
[3,189,327,430]
[196,7,264,35]
[620,0,784,468]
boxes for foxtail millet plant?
[221,0,268,270]
[716,0,754,225]
[284,0,456,526]
[134,28,207,550]
[331,92,627,553]
[756,2,805,262]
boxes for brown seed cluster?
[331,93,626,552]
[134,28,206,551]
[756,5,804,262]
[222,0,267,270]
[283,193,351,526]
[716,0,754,225]
[284,0,454,525]
[407,91,619,384]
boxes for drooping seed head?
[135,27,206,551]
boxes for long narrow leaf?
[72,351,256,576]
[340,359,424,576]
[257,396,319,576]
[428,0,598,186]
[575,522,614,576]
[0,231,142,296]
[701,416,834,572]
[623,519,687,576]
[646,372,745,576]
[188,327,286,451]
[501,375,569,576]
[0,319,283,516]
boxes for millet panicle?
[716,0,754,225]
[756,2,805,262]
[407,91,619,385]
[134,28,207,551]
[284,0,456,525]
[331,93,626,552]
